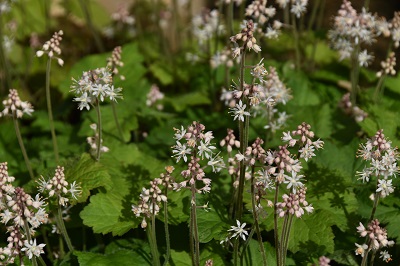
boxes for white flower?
[172,141,191,162]
[283,171,304,193]
[376,179,394,198]
[68,181,82,200]
[197,140,216,159]
[21,239,46,260]
[355,243,368,257]
[74,92,91,110]
[229,100,250,122]
[207,153,225,173]
[299,144,315,162]
[379,250,392,262]
[228,220,248,241]
[358,50,374,67]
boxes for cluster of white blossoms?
[355,219,395,262]
[0,89,34,119]
[146,84,164,110]
[36,30,64,66]
[192,9,224,46]
[328,0,376,64]
[70,67,123,111]
[171,122,225,194]
[220,220,249,246]
[0,162,47,264]
[37,166,82,206]
[356,129,398,198]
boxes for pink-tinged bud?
[36,50,44,57]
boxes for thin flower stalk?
[0,89,35,179]
[78,0,104,52]
[250,166,267,265]
[36,31,64,163]
[107,46,125,142]
[94,100,102,161]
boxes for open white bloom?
[21,239,45,259]
[284,171,304,193]
[229,100,250,122]
[376,179,394,198]
[228,220,248,241]
[299,144,316,162]
[355,243,368,257]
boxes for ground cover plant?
[0,0,400,265]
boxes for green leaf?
[75,249,150,266]
[305,41,337,65]
[149,63,173,86]
[197,208,229,243]
[284,70,320,106]
[242,240,280,266]
[65,153,112,203]
[311,192,358,231]
[287,211,335,254]
[168,250,191,266]
[79,191,135,236]
[168,92,211,112]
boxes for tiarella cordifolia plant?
[36,30,64,163]
[0,89,35,179]
[171,122,222,266]
[0,162,47,265]
[355,219,395,263]
[70,67,123,160]
[355,129,398,265]
[37,166,82,253]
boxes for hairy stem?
[190,184,200,266]
[94,101,103,161]
[78,0,105,52]
[13,116,34,179]
[274,183,281,265]
[56,204,74,252]
[250,167,267,265]
[163,189,170,266]
[45,58,59,163]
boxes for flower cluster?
[146,84,164,110]
[171,122,224,195]
[230,20,261,57]
[328,0,378,64]
[107,46,125,80]
[210,47,234,69]
[276,187,314,218]
[132,178,167,228]
[0,89,34,118]
[36,30,64,66]
[355,219,395,259]
[103,4,136,38]
[37,166,82,206]
[376,52,396,78]
[70,67,123,110]
[192,9,224,46]
[282,122,324,162]
[356,130,398,197]
[132,167,174,228]
[245,0,276,26]
[338,92,368,122]
[87,123,109,156]
[317,256,331,266]
[0,162,47,264]
[220,128,240,153]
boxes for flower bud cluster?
[171,122,223,194]
[70,67,123,111]
[356,129,399,186]
[355,219,395,259]
[282,122,324,162]
[328,0,376,62]
[146,84,164,110]
[377,52,396,78]
[132,169,172,228]
[107,46,125,80]
[235,137,266,166]
[36,30,64,66]
[87,123,109,156]
[230,20,261,57]
[245,0,276,26]
[0,89,34,118]
[265,145,302,183]
[276,187,314,218]
[0,162,47,264]
[317,256,331,266]
[338,93,368,122]
[37,166,82,206]
[220,129,240,153]
[111,6,135,26]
